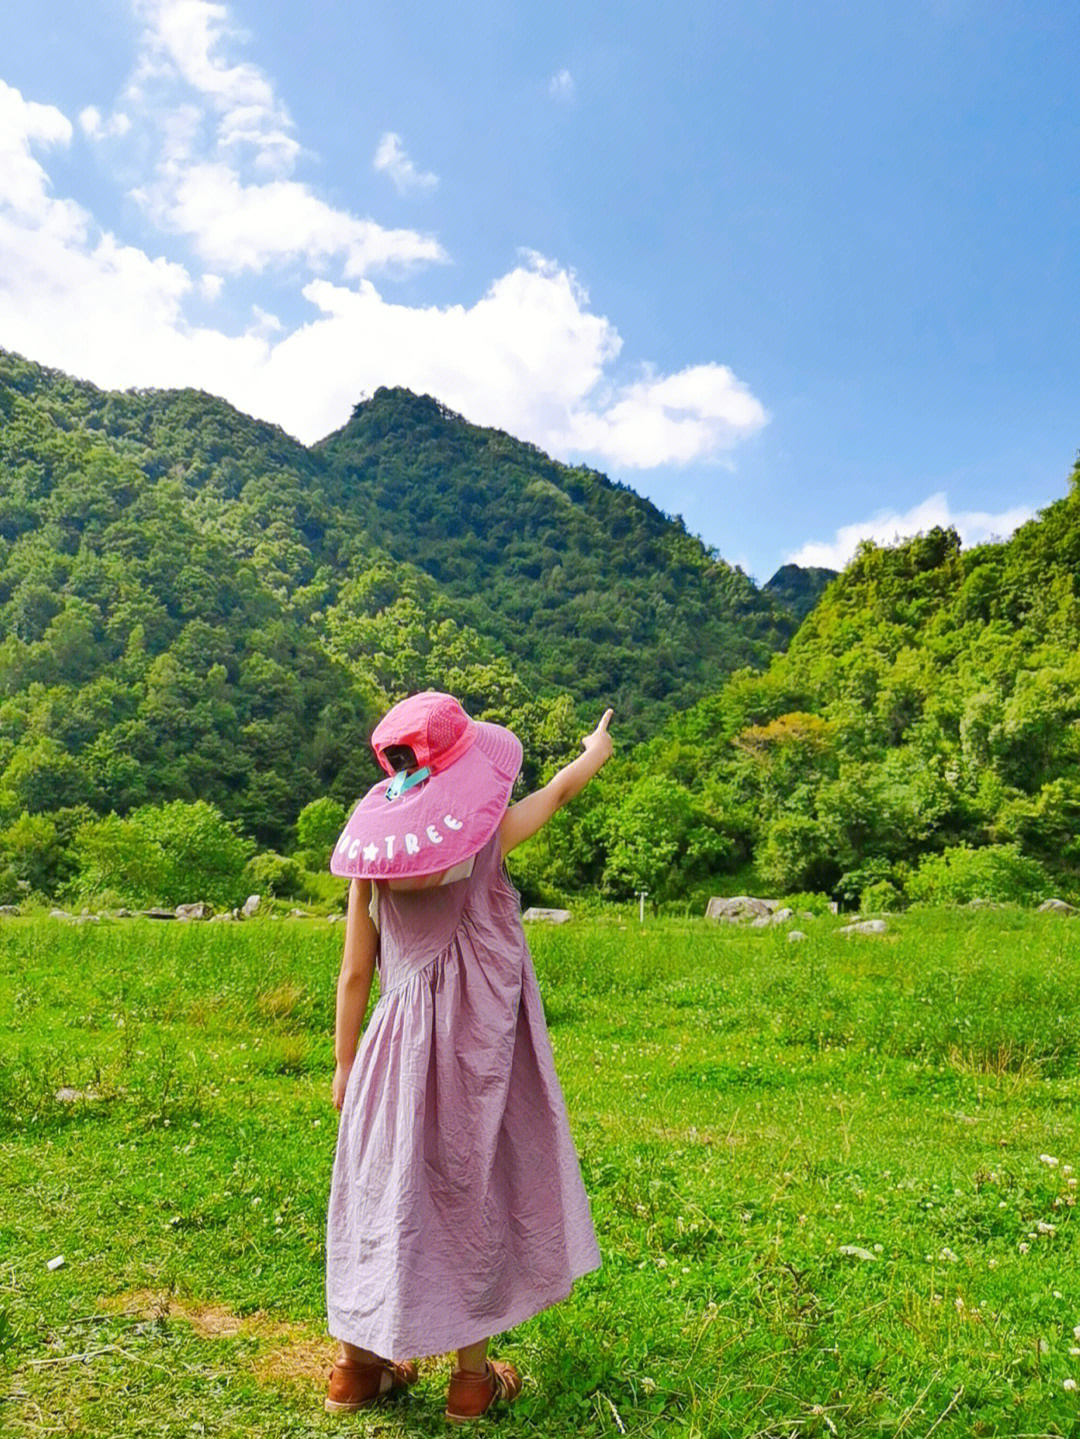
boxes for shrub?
[906,842,1052,906]
[860,879,902,912]
[70,800,255,908]
[244,851,304,899]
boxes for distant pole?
[638,890,648,924]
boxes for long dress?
[325,832,601,1360]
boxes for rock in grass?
[55,1087,99,1102]
[1038,898,1077,915]
[142,908,175,920]
[771,907,795,923]
[242,894,261,918]
[838,919,888,935]
[49,909,72,919]
[0,904,20,915]
[837,1244,877,1261]
[522,907,572,923]
[175,902,209,921]
[209,912,234,922]
[706,895,778,921]
[788,930,807,942]
[751,915,772,928]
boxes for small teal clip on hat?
[385,766,431,801]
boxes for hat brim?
[329,721,523,880]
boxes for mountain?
[763,562,838,621]
[635,466,1080,898]
[317,387,796,728]
[0,350,796,849]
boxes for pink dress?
[325,833,601,1359]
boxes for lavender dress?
[325,833,601,1359]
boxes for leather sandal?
[324,1355,418,1412]
[445,1358,522,1422]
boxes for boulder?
[705,896,778,921]
[522,907,573,923]
[1037,898,1077,915]
[49,909,72,920]
[0,904,20,915]
[71,914,100,923]
[242,894,261,918]
[327,913,345,923]
[287,908,309,918]
[142,908,176,920]
[751,915,772,928]
[838,919,888,935]
[175,902,209,921]
[771,907,795,924]
[788,930,807,943]
[209,912,234,922]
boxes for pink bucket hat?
[329,691,523,880]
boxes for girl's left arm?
[332,877,378,1110]
[500,708,614,857]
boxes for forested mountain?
[600,466,1080,906]
[318,388,793,723]
[763,562,838,621]
[0,349,796,872]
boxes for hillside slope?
[0,351,797,845]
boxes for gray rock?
[798,910,816,919]
[241,894,261,918]
[705,895,779,921]
[771,907,795,924]
[49,909,72,919]
[175,902,209,921]
[71,914,100,923]
[327,913,345,923]
[142,907,176,920]
[522,907,572,923]
[55,1087,99,1102]
[788,930,807,943]
[751,914,772,928]
[0,904,20,915]
[1037,898,1077,915]
[287,908,309,918]
[837,1244,877,1261]
[114,908,133,917]
[838,919,888,935]
[209,912,234,922]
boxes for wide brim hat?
[329,691,523,881]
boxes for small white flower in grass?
[988,1258,998,1269]
[1037,1221,1057,1234]
[1070,1347,1080,1357]
[656,1257,667,1269]
[1041,1155,1060,1167]
[940,1247,959,1263]
[1065,1165,1074,1175]
[640,1378,657,1394]
[1069,1179,1077,1189]
[1019,1243,1030,1254]
[999,1201,1008,1208]
[1065,1379,1078,1392]
[1055,1291,1064,1299]
[1074,1325,1080,1340]
[955,1297,965,1311]
[1040,1338,1051,1354]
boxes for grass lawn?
[2,907,1080,1437]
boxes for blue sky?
[2,0,1077,580]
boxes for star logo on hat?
[362,843,379,863]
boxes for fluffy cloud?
[78,105,132,139]
[787,492,1034,570]
[549,68,575,101]
[0,2,768,471]
[373,133,438,195]
[128,0,442,274]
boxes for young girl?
[324,690,613,1422]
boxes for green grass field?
[2,908,1080,1437]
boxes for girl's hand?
[581,708,614,766]
[332,1061,352,1111]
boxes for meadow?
[2,908,1080,1438]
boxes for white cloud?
[549,68,575,101]
[127,0,442,275]
[141,160,445,274]
[373,132,438,195]
[78,105,132,139]
[787,492,1034,570]
[0,0,769,473]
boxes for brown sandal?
[445,1358,522,1422]
[324,1355,418,1412]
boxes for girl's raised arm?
[499,709,614,858]
[332,877,378,1109]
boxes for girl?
[324,691,613,1422]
